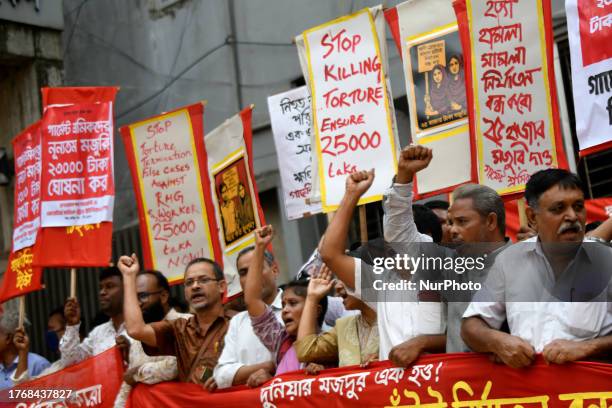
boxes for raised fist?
[396,145,433,184]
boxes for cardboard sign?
[120,103,221,283]
[301,8,398,211]
[454,0,568,195]
[566,0,612,156]
[267,86,322,220]
[40,89,117,226]
[385,0,474,198]
[11,122,42,251]
[204,107,265,297]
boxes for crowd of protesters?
[1,145,611,406]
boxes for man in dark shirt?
[119,254,229,391]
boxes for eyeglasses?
[184,277,219,287]
[137,290,163,302]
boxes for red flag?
[33,222,113,267]
[0,247,43,303]
[36,86,118,267]
[0,347,123,408]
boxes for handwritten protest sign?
[268,86,322,220]
[385,0,474,198]
[566,0,612,156]
[205,107,265,298]
[11,122,41,251]
[40,96,116,226]
[120,103,221,283]
[454,0,568,195]
[301,8,398,211]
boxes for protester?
[214,246,280,389]
[114,270,191,407]
[462,169,612,367]
[412,204,443,244]
[60,267,127,367]
[383,145,509,358]
[424,200,451,244]
[295,278,378,369]
[45,307,66,360]
[0,310,49,389]
[119,254,229,391]
[319,169,446,366]
[245,225,327,376]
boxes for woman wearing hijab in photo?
[424,64,450,116]
[236,182,256,234]
[447,54,467,112]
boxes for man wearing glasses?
[114,270,191,406]
[119,254,229,391]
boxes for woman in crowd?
[295,277,378,370]
[244,225,328,381]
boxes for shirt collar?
[531,236,593,264]
[188,308,228,336]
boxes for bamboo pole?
[18,296,25,329]
[70,268,77,299]
[359,205,368,244]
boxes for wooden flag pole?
[359,205,368,244]
[18,296,25,329]
[70,268,77,299]
[517,198,528,228]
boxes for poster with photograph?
[213,156,257,247]
[407,28,468,135]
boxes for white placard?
[301,8,398,211]
[268,87,322,220]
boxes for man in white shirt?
[320,168,446,364]
[61,267,128,365]
[213,247,279,388]
[462,169,612,368]
[382,146,510,359]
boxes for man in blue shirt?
[0,308,50,389]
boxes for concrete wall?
[0,20,63,270]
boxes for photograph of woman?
[447,54,467,112]
[424,64,450,116]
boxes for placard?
[453,0,568,195]
[120,103,221,283]
[385,0,474,198]
[301,8,398,211]
[566,0,612,156]
[267,86,322,220]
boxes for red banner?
[40,90,116,227]
[120,103,222,284]
[128,354,612,407]
[0,247,43,303]
[453,0,568,197]
[33,222,113,267]
[0,347,123,408]
[384,2,476,200]
[11,122,42,252]
[34,87,118,268]
[204,107,268,298]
